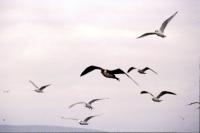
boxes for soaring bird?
[1,89,10,93]
[127,67,158,74]
[137,11,178,38]
[140,90,176,102]
[188,102,200,109]
[80,65,139,86]
[69,98,109,110]
[61,114,101,125]
[29,80,51,93]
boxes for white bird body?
[34,89,43,93]
[154,30,166,38]
[79,120,89,125]
[85,103,93,109]
[152,97,163,102]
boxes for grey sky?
[0,0,199,132]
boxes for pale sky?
[0,0,199,132]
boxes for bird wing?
[110,68,127,75]
[137,32,156,38]
[84,114,100,122]
[127,67,137,73]
[29,80,40,89]
[68,102,86,109]
[61,117,79,121]
[80,65,102,76]
[157,91,176,99]
[110,68,140,86]
[159,11,178,33]
[88,98,109,105]
[142,67,158,74]
[188,102,200,105]
[39,84,51,90]
[140,91,154,97]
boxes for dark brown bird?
[80,65,139,86]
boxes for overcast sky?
[0,0,199,132]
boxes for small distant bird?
[61,114,101,125]
[80,65,139,86]
[178,116,185,121]
[140,90,176,102]
[127,67,158,74]
[188,102,200,109]
[29,80,51,93]
[137,11,178,38]
[69,98,109,110]
[1,89,10,93]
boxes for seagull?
[127,67,158,74]
[29,80,51,93]
[137,11,178,38]
[69,98,109,110]
[61,114,101,125]
[140,90,176,102]
[80,65,139,86]
[1,89,10,93]
[188,102,200,109]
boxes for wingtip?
[80,73,84,77]
[140,90,148,94]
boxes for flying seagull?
[29,80,51,93]
[69,98,109,110]
[127,67,158,74]
[137,11,178,38]
[140,90,176,102]
[1,89,10,93]
[188,102,200,109]
[61,114,101,125]
[80,65,139,86]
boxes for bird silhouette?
[1,89,10,93]
[137,11,178,38]
[140,90,176,102]
[127,67,158,74]
[69,98,109,110]
[29,80,51,93]
[61,114,101,125]
[80,65,139,86]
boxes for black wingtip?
[140,91,147,94]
